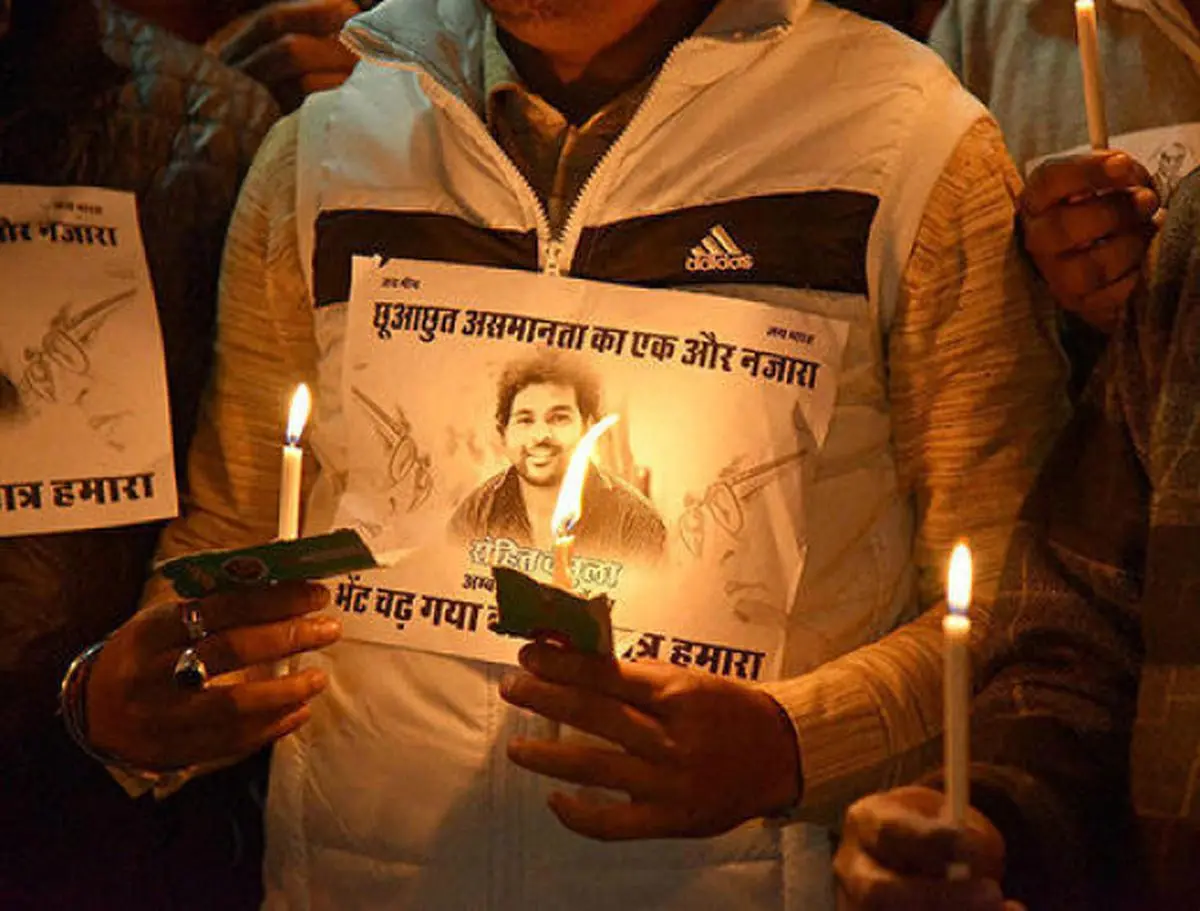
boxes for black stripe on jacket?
[312,190,878,307]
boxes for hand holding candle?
[943,542,972,880]
[279,383,311,541]
[1075,0,1109,150]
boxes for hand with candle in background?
[84,383,330,770]
[85,582,340,771]
[832,547,1020,909]
[833,786,1023,911]
[499,639,801,840]
[1021,152,1159,334]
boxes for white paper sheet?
[0,185,177,535]
[328,258,851,682]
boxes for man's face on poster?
[502,382,586,488]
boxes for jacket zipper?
[341,25,698,278]
[542,240,565,277]
[343,22,786,278]
[550,22,788,269]
[547,38,691,274]
[341,26,557,270]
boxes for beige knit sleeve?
[111,117,313,797]
[144,114,318,600]
[765,116,1070,823]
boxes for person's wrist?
[758,690,804,819]
[59,639,172,785]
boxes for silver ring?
[180,602,207,642]
[173,646,209,690]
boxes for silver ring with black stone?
[173,602,210,690]
[173,646,209,690]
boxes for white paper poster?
[332,258,851,681]
[1027,122,1200,207]
[0,185,177,536]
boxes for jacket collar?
[342,0,808,105]
[489,462,616,542]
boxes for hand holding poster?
[331,258,851,681]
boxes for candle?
[943,542,972,880]
[552,534,575,590]
[549,414,620,591]
[278,383,311,541]
[1075,0,1109,150]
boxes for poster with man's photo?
[333,257,851,682]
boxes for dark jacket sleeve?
[961,382,1146,910]
[960,171,1200,909]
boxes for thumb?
[957,805,1007,882]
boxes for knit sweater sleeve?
[764,116,1070,822]
[109,115,312,799]
[146,114,316,589]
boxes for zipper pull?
[543,241,564,277]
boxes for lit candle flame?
[286,383,312,445]
[947,542,972,617]
[551,414,620,540]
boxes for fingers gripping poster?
[334,257,850,682]
[0,186,177,536]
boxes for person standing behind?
[930,0,1187,386]
[835,1,946,38]
[931,0,1200,174]
[831,166,1200,911]
[0,1,277,908]
[80,1,1067,908]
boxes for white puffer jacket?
[267,0,988,908]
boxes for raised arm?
[766,116,1069,822]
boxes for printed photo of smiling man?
[448,351,666,563]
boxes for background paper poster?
[333,257,851,682]
[0,185,177,535]
[1026,122,1200,208]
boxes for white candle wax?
[943,614,970,821]
[278,384,311,541]
[943,543,973,881]
[1075,0,1109,150]
[278,443,303,541]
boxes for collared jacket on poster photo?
[142,0,1068,908]
[449,464,667,563]
[0,1,277,908]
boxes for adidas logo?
[685,224,754,272]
